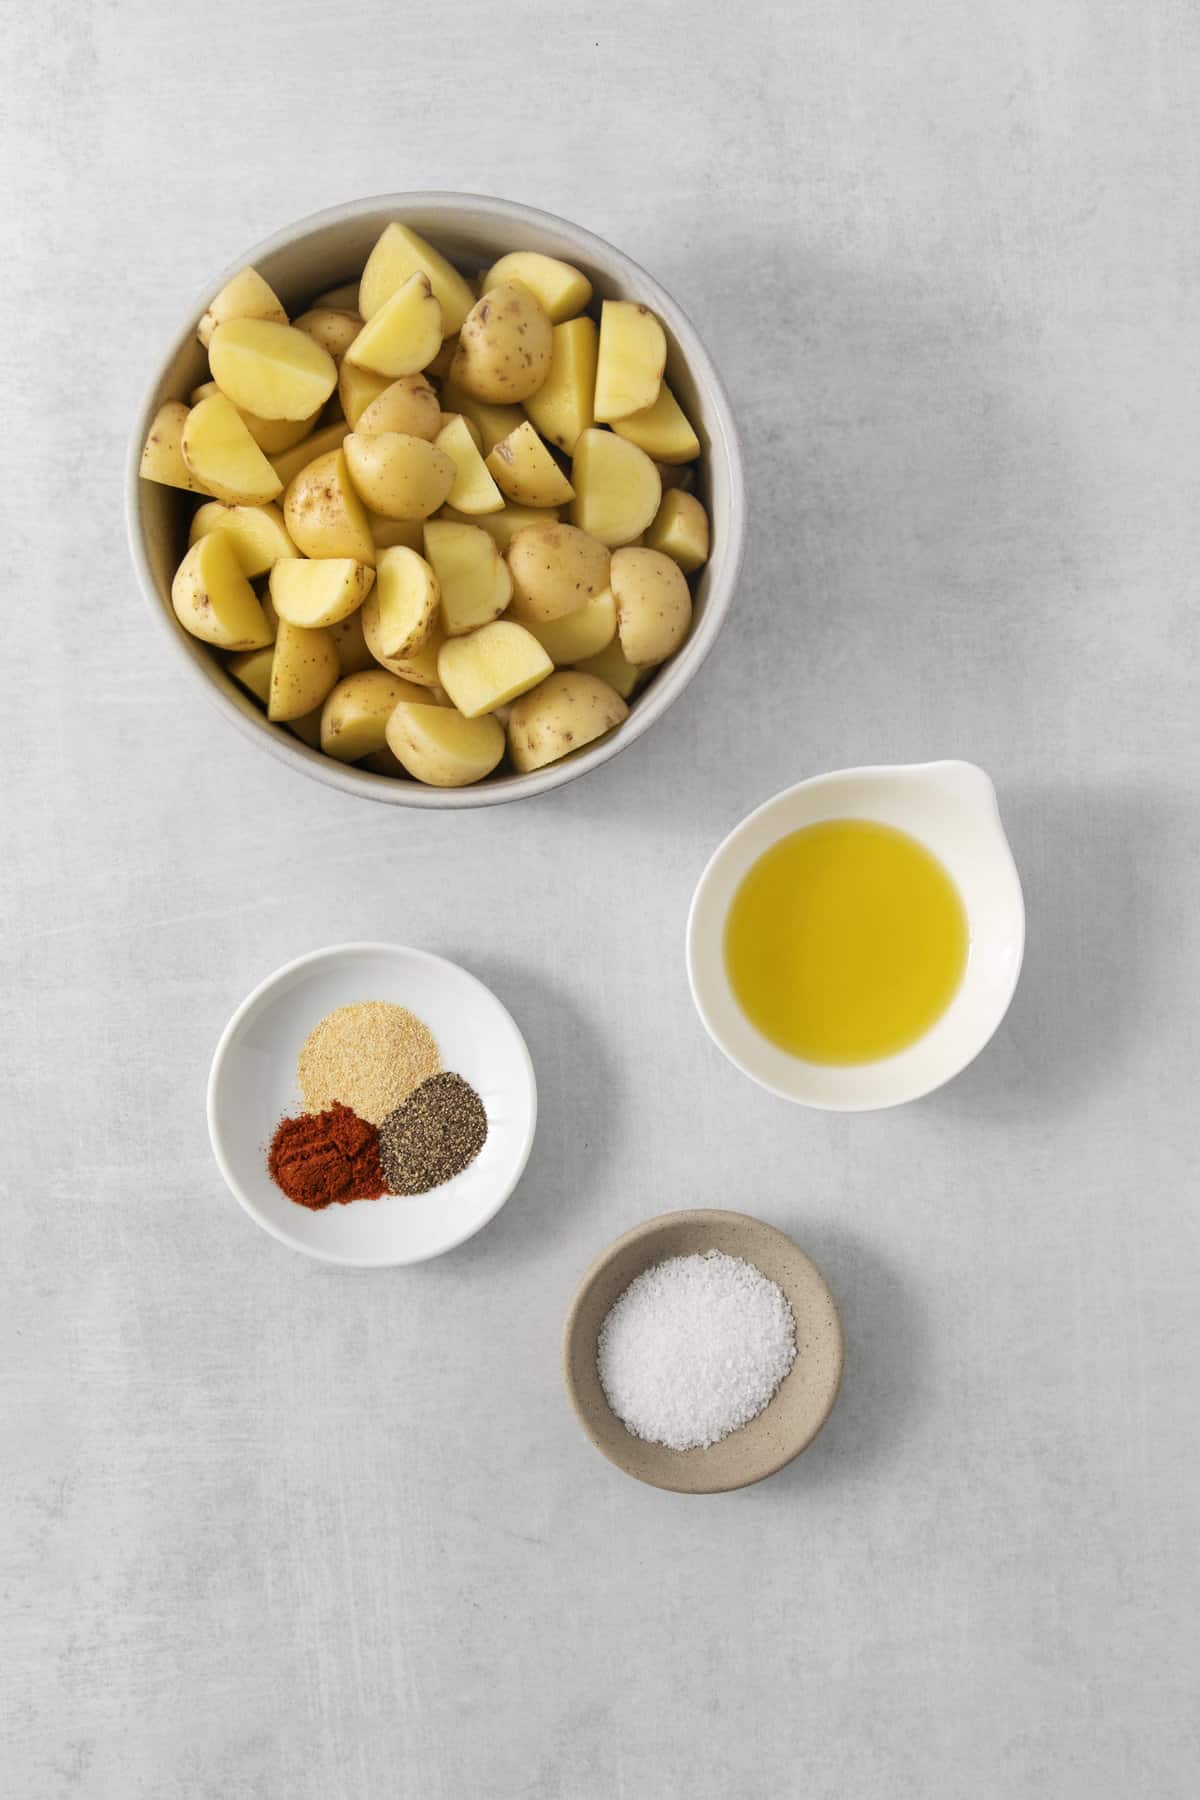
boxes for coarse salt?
[597,1251,797,1452]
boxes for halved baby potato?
[424,519,512,635]
[505,521,611,623]
[320,669,427,761]
[386,702,506,788]
[451,281,553,403]
[198,266,287,349]
[524,316,598,454]
[435,414,505,514]
[356,374,441,441]
[343,431,455,520]
[209,319,338,422]
[171,533,273,650]
[346,272,442,377]
[507,670,628,772]
[140,401,208,494]
[188,501,296,576]
[362,583,446,686]
[569,429,661,547]
[363,545,440,659]
[181,395,283,506]
[284,448,376,563]
[482,251,592,323]
[610,546,692,665]
[486,420,574,508]
[593,301,667,422]
[612,382,700,463]
[269,557,375,628]
[268,619,340,721]
[437,619,552,717]
[520,587,617,665]
[359,222,477,333]
[644,489,710,572]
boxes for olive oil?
[724,819,968,1064]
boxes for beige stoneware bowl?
[563,1209,843,1493]
[125,191,746,808]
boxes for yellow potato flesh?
[181,394,283,505]
[269,421,349,488]
[572,638,644,699]
[593,301,667,422]
[367,546,440,658]
[486,421,574,508]
[424,520,512,636]
[569,429,661,547]
[209,319,337,422]
[356,375,441,441]
[343,432,456,521]
[291,308,362,361]
[505,521,611,623]
[237,407,319,454]
[507,671,628,772]
[269,557,375,628]
[346,272,442,377]
[483,252,592,323]
[644,488,710,572]
[435,415,505,514]
[520,587,617,665]
[286,706,325,749]
[320,669,427,761]
[440,503,560,550]
[524,317,597,454]
[140,401,207,493]
[188,501,296,576]
[330,608,376,675]
[227,644,275,706]
[611,382,700,463]
[610,546,693,665]
[338,359,393,428]
[268,619,339,721]
[284,448,375,563]
[386,703,506,788]
[436,620,552,717]
[171,533,273,650]
[359,222,476,332]
[198,266,287,349]
[438,378,524,454]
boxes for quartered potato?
[338,358,394,428]
[644,488,710,572]
[424,519,512,635]
[572,636,644,699]
[188,501,296,576]
[320,669,427,761]
[507,671,628,772]
[593,301,667,421]
[227,644,276,706]
[520,587,617,665]
[198,266,287,349]
[612,382,700,463]
[505,521,610,622]
[437,620,552,717]
[363,545,440,659]
[435,414,505,514]
[284,448,376,563]
[610,546,692,665]
[359,222,476,333]
[438,377,524,454]
[386,703,506,788]
[524,316,598,454]
[451,281,553,403]
[356,374,441,441]
[346,272,442,377]
[482,252,592,323]
[268,619,340,721]
[569,428,661,546]
[486,420,574,507]
[140,401,208,493]
[171,533,273,650]
[181,394,283,506]
[362,578,446,686]
[269,556,374,628]
[343,431,455,520]
[209,319,338,421]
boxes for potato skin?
[283,448,375,563]
[506,522,611,623]
[610,546,693,666]
[450,281,553,403]
[507,671,628,772]
[385,703,506,788]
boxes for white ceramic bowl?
[207,943,537,1265]
[686,761,1025,1109]
[126,192,746,808]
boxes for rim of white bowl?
[685,762,1027,1110]
[206,942,538,1266]
[126,190,747,809]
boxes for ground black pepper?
[378,1072,488,1194]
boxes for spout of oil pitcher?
[904,759,1000,815]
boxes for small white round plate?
[207,943,537,1266]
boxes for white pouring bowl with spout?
[686,761,1026,1110]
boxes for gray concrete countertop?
[4,3,1198,1796]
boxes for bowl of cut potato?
[128,193,745,805]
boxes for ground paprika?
[267,1102,387,1208]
